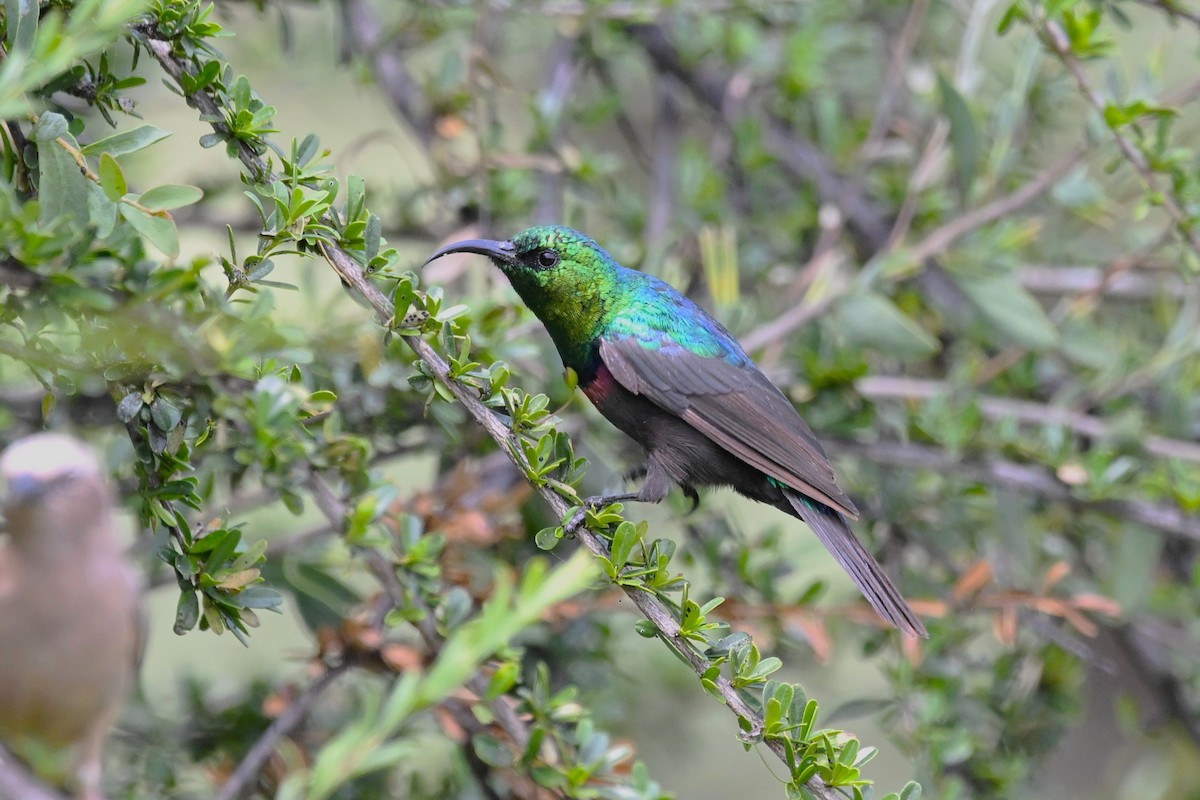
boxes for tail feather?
[784,488,927,638]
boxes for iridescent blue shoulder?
[605,269,751,366]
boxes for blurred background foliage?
[2,0,1200,798]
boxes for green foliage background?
[2,1,1200,798]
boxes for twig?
[625,22,893,254]
[857,375,1200,465]
[1110,625,1200,745]
[1040,19,1200,258]
[901,145,1084,265]
[1018,264,1186,299]
[832,438,1200,541]
[533,34,579,224]
[0,338,93,373]
[337,0,436,150]
[214,663,351,800]
[1131,0,1200,32]
[857,0,932,165]
[644,75,680,256]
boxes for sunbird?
[425,226,926,637]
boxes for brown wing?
[599,337,859,518]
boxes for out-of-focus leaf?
[119,203,179,257]
[36,129,89,226]
[830,290,939,358]
[939,73,980,202]
[954,272,1058,348]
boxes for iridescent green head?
[424,226,625,363]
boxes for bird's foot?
[563,492,641,535]
[682,485,700,514]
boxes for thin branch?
[644,75,680,256]
[857,375,1200,465]
[901,145,1084,265]
[215,663,351,800]
[338,0,436,150]
[1131,0,1200,34]
[1040,18,1200,258]
[1018,264,1186,299]
[533,34,579,225]
[624,22,893,254]
[0,338,93,373]
[303,471,537,755]
[832,438,1200,541]
[1111,624,1200,745]
[857,0,932,165]
[0,745,67,800]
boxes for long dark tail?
[783,488,927,638]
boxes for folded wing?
[599,336,859,518]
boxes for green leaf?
[88,182,118,238]
[81,124,171,157]
[6,0,37,53]
[98,152,127,202]
[830,291,938,358]
[226,586,285,610]
[36,133,89,227]
[534,526,562,550]
[119,203,179,257]
[138,183,203,211]
[174,589,200,634]
[31,111,68,142]
[938,73,980,202]
[610,521,638,569]
[953,272,1059,349]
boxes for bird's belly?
[585,378,770,495]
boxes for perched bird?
[426,226,926,637]
[0,434,141,800]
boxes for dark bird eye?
[536,249,560,269]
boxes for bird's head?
[1,434,112,547]
[424,226,623,351]
[425,225,620,303]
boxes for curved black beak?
[423,238,517,267]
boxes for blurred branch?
[533,33,580,224]
[644,75,681,255]
[857,0,932,164]
[338,0,436,150]
[0,338,92,373]
[901,146,1083,264]
[624,22,893,253]
[1131,0,1200,29]
[1111,625,1200,745]
[857,375,1200,464]
[1039,18,1200,258]
[833,438,1200,541]
[1018,264,1187,298]
[0,745,66,800]
[215,663,351,800]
